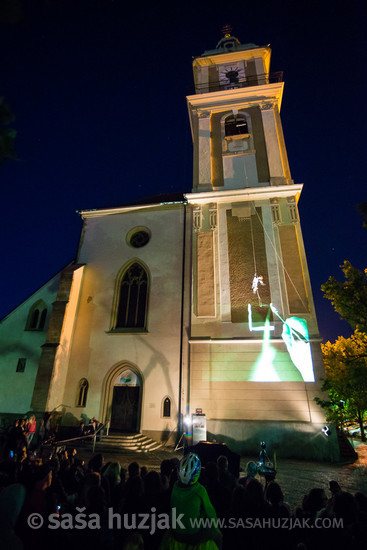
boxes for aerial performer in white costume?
[252,273,265,306]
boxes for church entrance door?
[110,386,140,432]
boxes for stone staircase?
[93,433,162,454]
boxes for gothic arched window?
[115,262,149,330]
[76,379,89,407]
[225,114,248,136]
[162,397,171,418]
[39,308,47,330]
[30,309,39,329]
[25,301,48,331]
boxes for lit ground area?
[72,442,367,512]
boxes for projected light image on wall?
[202,303,315,384]
[211,201,316,383]
[194,202,315,384]
[248,303,314,382]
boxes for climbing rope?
[252,201,309,312]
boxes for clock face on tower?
[219,64,245,85]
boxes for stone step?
[96,442,147,450]
[104,435,148,442]
[91,433,162,453]
[99,439,150,447]
[106,433,147,439]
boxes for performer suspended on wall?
[252,273,265,306]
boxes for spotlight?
[184,415,192,427]
[322,425,329,437]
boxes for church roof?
[117,192,186,207]
[79,192,186,216]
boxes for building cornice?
[78,183,302,219]
[185,184,303,205]
[187,82,284,114]
[79,201,185,219]
[193,47,272,73]
[189,337,322,344]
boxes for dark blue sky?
[1,0,366,342]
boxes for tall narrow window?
[30,309,39,329]
[209,204,217,230]
[287,197,299,223]
[25,301,48,331]
[163,397,171,418]
[193,208,202,231]
[39,308,47,330]
[116,263,148,329]
[271,200,281,225]
[225,114,248,136]
[16,358,26,373]
[76,379,88,407]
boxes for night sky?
[1,0,366,343]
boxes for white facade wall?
[0,274,60,413]
[60,204,186,436]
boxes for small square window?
[16,358,26,373]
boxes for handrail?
[48,423,106,453]
[50,433,95,445]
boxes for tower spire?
[216,25,241,50]
[221,23,233,37]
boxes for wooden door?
[110,386,140,432]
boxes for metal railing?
[194,71,283,94]
[46,422,108,453]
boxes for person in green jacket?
[166,453,222,550]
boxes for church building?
[0,33,338,460]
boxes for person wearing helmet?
[166,453,222,549]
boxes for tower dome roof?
[201,26,259,57]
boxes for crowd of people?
[76,417,104,440]
[0,428,366,550]
[1,415,104,461]
[3,416,45,457]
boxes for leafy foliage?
[316,331,367,441]
[321,261,367,332]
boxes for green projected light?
[250,305,314,382]
[248,304,274,332]
[271,304,315,382]
[249,312,280,381]
[203,304,315,383]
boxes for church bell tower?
[188,31,291,192]
[184,30,333,459]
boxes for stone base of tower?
[205,419,340,462]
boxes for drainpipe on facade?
[178,200,190,446]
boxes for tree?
[316,331,367,441]
[321,261,367,332]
